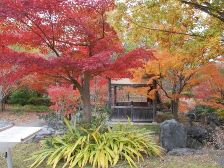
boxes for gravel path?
[16,118,46,127]
[0,111,47,128]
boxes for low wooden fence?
[110,106,154,122]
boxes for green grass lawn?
[0,143,221,168]
[7,104,51,113]
[111,124,161,135]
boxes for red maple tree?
[193,61,224,109]
[0,0,153,121]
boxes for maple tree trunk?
[1,101,3,112]
[171,99,179,121]
[0,94,7,112]
[80,73,92,123]
[1,99,6,112]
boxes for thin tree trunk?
[152,79,157,121]
[171,99,179,120]
[1,99,6,112]
[1,101,3,112]
[108,78,112,108]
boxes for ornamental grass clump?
[29,120,163,168]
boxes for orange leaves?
[148,89,158,100]
[132,50,201,104]
[198,62,224,97]
[193,62,224,109]
[143,50,192,77]
[134,50,199,83]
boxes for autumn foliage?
[0,0,222,123]
[133,50,206,119]
[48,85,79,116]
[194,61,224,109]
[0,0,153,121]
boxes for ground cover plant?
[29,120,162,168]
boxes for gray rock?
[55,130,66,135]
[168,148,203,156]
[186,137,204,149]
[160,119,187,151]
[32,125,55,142]
[187,126,208,142]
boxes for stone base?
[168,148,203,156]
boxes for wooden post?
[108,78,112,108]
[131,101,133,122]
[152,80,157,122]
[6,148,13,168]
[152,100,156,122]
[114,86,117,106]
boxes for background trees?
[109,0,223,119]
[194,60,224,109]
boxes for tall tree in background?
[109,0,223,119]
[0,0,153,122]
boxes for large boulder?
[160,119,187,151]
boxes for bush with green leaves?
[9,104,50,113]
[29,120,163,168]
[92,105,111,127]
[8,88,49,106]
[194,105,216,119]
[28,97,50,106]
[193,105,224,125]
[216,109,224,124]
[155,112,173,123]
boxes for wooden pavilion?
[108,78,159,122]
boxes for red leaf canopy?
[0,0,154,89]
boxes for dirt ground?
[0,143,223,168]
[0,111,45,125]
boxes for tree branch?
[126,16,204,37]
[181,0,224,22]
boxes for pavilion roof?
[111,78,149,87]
